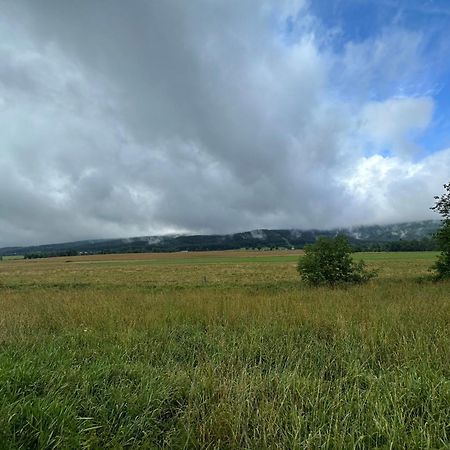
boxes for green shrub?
[431,183,450,280]
[432,219,450,279]
[298,235,377,287]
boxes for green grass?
[46,251,441,267]
[359,251,439,261]
[0,251,449,448]
[70,255,301,266]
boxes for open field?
[0,255,24,261]
[0,251,449,448]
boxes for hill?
[0,220,441,257]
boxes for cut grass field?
[0,251,449,448]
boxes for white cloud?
[342,149,450,224]
[360,97,434,156]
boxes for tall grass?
[0,253,449,448]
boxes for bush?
[431,183,450,280]
[432,219,450,279]
[298,235,377,287]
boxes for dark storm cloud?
[0,0,449,246]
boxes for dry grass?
[0,251,449,448]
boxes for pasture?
[0,250,449,449]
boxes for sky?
[1,0,450,247]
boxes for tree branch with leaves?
[431,183,450,279]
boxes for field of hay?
[0,250,449,449]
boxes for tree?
[431,182,450,279]
[297,235,377,287]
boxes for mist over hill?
[0,221,441,257]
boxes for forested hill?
[0,220,441,257]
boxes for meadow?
[0,250,449,449]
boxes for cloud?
[0,0,448,246]
[360,97,434,156]
[343,148,450,224]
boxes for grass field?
[0,250,449,449]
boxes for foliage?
[431,183,450,279]
[24,250,79,259]
[432,183,450,219]
[298,235,377,286]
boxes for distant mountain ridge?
[0,220,441,257]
